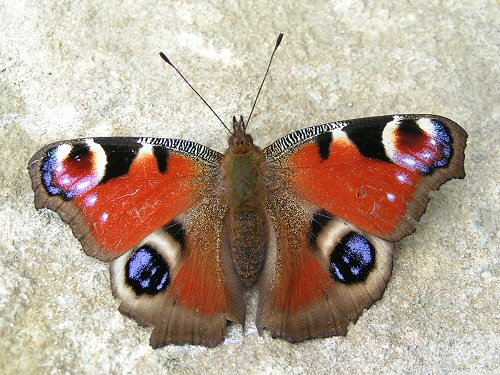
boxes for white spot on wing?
[421,151,432,159]
[396,172,410,184]
[417,117,435,136]
[77,180,90,191]
[137,143,154,160]
[85,194,97,207]
[55,144,72,163]
[382,117,400,161]
[404,157,416,166]
[84,139,107,180]
[331,128,348,139]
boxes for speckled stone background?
[0,1,498,374]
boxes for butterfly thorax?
[223,116,267,284]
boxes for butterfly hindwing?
[258,191,393,340]
[259,114,466,340]
[110,196,245,347]
[28,137,243,346]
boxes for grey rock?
[1,1,498,374]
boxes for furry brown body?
[223,116,267,284]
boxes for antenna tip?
[159,52,172,66]
[275,33,284,49]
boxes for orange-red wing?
[258,114,466,341]
[258,192,394,341]
[265,114,467,241]
[29,137,245,347]
[110,195,244,347]
[28,137,222,260]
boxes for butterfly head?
[228,115,254,149]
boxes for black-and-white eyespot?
[329,232,375,284]
[309,210,393,285]
[110,220,186,302]
[125,245,171,296]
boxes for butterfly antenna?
[159,52,233,135]
[246,32,283,129]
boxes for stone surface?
[0,0,498,374]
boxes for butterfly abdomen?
[223,146,267,284]
[229,209,267,283]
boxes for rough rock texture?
[0,1,498,374]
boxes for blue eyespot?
[41,148,63,196]
[126,246,170,296]
[431,120,452,169]
[330,232,375,284]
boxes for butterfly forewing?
[264,114,466,240]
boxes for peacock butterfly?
[28,34,467,347]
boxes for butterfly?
[28,34,467,347]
